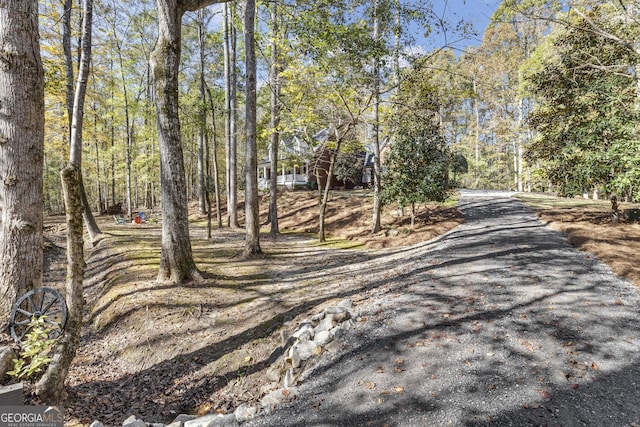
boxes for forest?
[1,0,640,421]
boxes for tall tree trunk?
[318,127,350,242]
[63,0,102,241]
[206,84,223,228]
[371,0,382,234]
[38,0,91,403]
[268,0,280,238]
[223,3,231,226]
[151,0,200,284]
[0,0,45,327]
[197,9,207,215]
[472,73,480,186]
[114,37,134,219]
[228,3,239,228]
[244,0,261,255]
[318,143,341,243]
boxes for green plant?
[8,316,58,380]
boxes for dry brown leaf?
[591,362,600,370]
[366,382,376,390]
[394,386,405,393]
[376,367,384,373]
[395,358,404,365]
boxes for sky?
[418,0,503,52]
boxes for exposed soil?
[2,190,639,426]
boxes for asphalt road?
[246,190,640,427]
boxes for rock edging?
[90,299,357,427]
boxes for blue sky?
[418,0,503,52]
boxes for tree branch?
[180,0,230,13]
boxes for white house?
[257,133,318,190]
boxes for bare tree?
[150,0,228,283]
[244,0,261,255]
[268,0,281,237]
[38,0,92,404]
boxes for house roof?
[258,130,328,167]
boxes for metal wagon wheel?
[9,287,67,344]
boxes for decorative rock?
[0,346,16,378]
[293,340,321,361]
[324,306,351,322]
[260,387,299,409]
[174,415,198,423]
[311,312,324,322]
[292,323,314,340]
[337,299,353,310]
[314,330,332,347]
[265,364,283,383]
[233,403,257,422]
[184,414,238,427]
[122,415,146,427]
[314,316,336,334]
[286,346,301,368]
[283,367,298,388]
[168,414,198,427]
[89,422,105,427]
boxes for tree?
[0,0,45,327]
[150,0,227,283]
[521,6,640,201]
[244,0,261,255]
[61,0,102,242]
[223,2,239,228]
[37,0,92,404]
[381,67,451,226]
[267,0,282,238]
[334,150,365,186]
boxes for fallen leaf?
[591,362,600,370]
[569,383,579,390]
[376,367,384,373]
[540,390,552,401]
[394,386,405,393]
[431,374,438,380]
[464,360,472,367]
[395,367,405,373]
[395,358,404,365]
[366,382,376,390]
[377,397,383,404]
[488,383,496,391]
[615,299,623,305]
[282,389,290,397]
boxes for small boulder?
[0,347,16,379]
[234,404,257,422]
[260,387,299,409]
[122,416,146,427]
[185,414,238,427]
[314,330,332,347]
[293,340,321,361]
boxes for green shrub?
[8,316,58,380]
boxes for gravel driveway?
[246,190,640,427]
